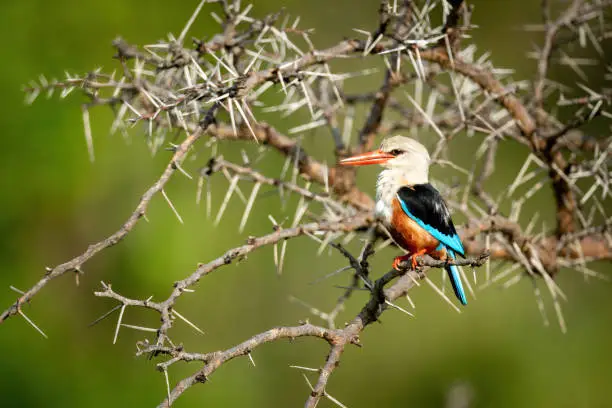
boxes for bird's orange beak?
[339,150,394,166]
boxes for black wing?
[396,184,465,256]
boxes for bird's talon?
[392,254,411,270]
[409,249,427,270]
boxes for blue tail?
[445,250,467,305]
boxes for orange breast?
[390,197,444,257]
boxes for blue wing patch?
[396,184,465,256]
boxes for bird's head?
[339,136,431,170]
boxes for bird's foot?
[409,249,428,269]
[392,254,411,270]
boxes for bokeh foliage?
[1,0,610,407]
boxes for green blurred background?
[1,1,610,407]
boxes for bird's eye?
[390,149,403,156]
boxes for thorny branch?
[7,0,612,406]
[94,241,487,407]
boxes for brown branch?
[304,344,346,407]
[547,151,577,236]
[460,217,612,271]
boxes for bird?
[340,135,467,305]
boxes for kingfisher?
[340,136,467,305]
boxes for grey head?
[378,135,431,170]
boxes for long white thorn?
[221,168,247,204]
[449,72,465,123]
[278,70,287,95]
[205,175,212,218]
[239,182,261,232]
[290,365,320,372]
[163,368,171,407]
[385,300,414,317]
[162,189,184,224]
[120,324,159,333]
[113,304,127,344]
[406,93,445,141]
[300,81,315,118]
[234,100,259,142]
[414,47,427,78]
[172,309,205,335]
[273,242,280,274]
[247,351,256,367]
[289,119,326,134]
[82,106,95,162]
[215,175,239,225]
[533,282,550,327]
[244,47,264,74]
[279,240,287,275]
[209,51,238,77]
[19,309,48,339]
[364,33,383,56]
[405,294,416,309]
[424,277,461,313]
[228,98,238,138]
